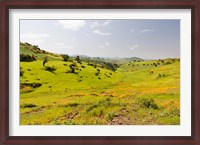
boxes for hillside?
[20,42,180,125]
[20,42,62,61]
[79,55,143,65]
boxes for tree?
[76,55,81,64]
[69,62,78,73]
[43,56,48,66]
[62,54,70,62]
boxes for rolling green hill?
[20,42,62,61]
[20,42,180,125]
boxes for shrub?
[104,73,111,78]
[138,98,158,109]
[20,67,24,76]
[95,72,100,76]
[149,70,154,74]
[20,70,24,76]
[165,61,171,65]
[31,83,42,88]
[62,54,70,62]
[21,103,37,108]
[68,62,79,74]
[91,109,104,117]
[107,112,116,121]
[67,103,79,107]
[21,83,42,88]
[20,54,36,62]
[87,104,98,112]
[45,66,56,73]
[76,55,81,64]
[157,73,167,79]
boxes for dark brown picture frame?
[0,0,200,144]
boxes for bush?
[20,54,36,62]
[66,103,79,107]
[76,55,81,64]
[87,104,98,112]
[20,67,24,76]
[138,98,158,109]
[157,73,167,79]
[95,72,100,76]
[21,83,42,88]
[45,66,56,73]
[69,62,78,73]
[107,112,116,121]
[21,103,37,108]
[62,54,70,62]
[91,109,104,117]
[165,61,172,65]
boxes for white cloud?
[90,20,112,28]
[92,30,111,36]
[90,21,100,28]
[130,29,135,32]
[55,20,86,31]
[98,42,110,48]
[129,45,139,50]
[140,29,155,33]
[21,33,50,39]
[102,20,112,26]
[105,42,110,46]
[20,32,50,45]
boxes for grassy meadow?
[20,43,180,125]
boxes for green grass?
[20,44,62,61]
[20,58,180,125]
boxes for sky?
[20,19,180,59]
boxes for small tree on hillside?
[43,56,48,66]
[62,54,70,62]
[69,62,78,73]
[76,55,81,64]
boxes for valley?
[20,42,180,125]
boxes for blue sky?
[20,19,180,59]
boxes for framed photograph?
[1,0,199,144]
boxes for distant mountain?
[72,55,143,64]
[20,42,143,63]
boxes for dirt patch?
[90,93,99,96]
[49,111,79,123]
[107,109,131,125]
[21,105,52,116]
[67,94,85,97]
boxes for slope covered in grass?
[20,56,180,125]
[20,42,62,61]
